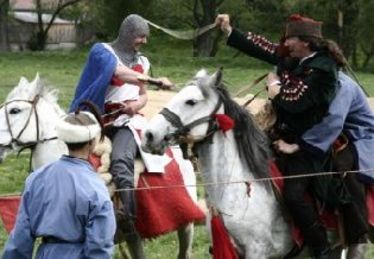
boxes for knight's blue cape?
[69,43,117,113]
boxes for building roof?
[11,11,75,25]
[10,0,34,10]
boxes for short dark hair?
[66,141,90,151]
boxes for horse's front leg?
[125,231,146,259]
[346,243,368,259]
[177,223,194,259]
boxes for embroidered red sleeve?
[279,71,309,101]
[246,32,278,54]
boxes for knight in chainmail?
[69,14,173,259]
[111,14,150,67]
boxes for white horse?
[0,74,200,259]
[142,69,294,258]
[141,69,370,259]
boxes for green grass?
[0,33,374,257]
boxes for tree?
[87,0,153,40]
[30,0,84,50]
[356,0,374,69]
[189,0,224,57]
[0,0,10,51]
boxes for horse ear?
[31,73,44,95]
[18,76,29,88]
[209,67,223,88]
[195,69,208,79]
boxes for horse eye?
[185,99,197,106]
[9,108,21,114]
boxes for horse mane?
[216,83,272,189]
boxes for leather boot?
[119,190,136,219]
[303,222,330,258]
[114,190,138,243]
[313,245,343,259]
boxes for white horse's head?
[0,74,65,162]
[142,69,223,155]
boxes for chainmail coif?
[111,14,149,66]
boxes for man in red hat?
[216,13,368,258]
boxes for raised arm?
[216,14,279,65]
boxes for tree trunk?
[193,30,222,57]
[340,0,359,60]
[0,0,10,51]
[351,44,358,69]
[192,0,224,57]
[31,0,82,51]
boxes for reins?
[160,94,223,144]
[234,73,268,108]
[0,96,57,149]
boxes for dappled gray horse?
[142,69,368,259]
[142,69,293,258]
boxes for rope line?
[113,168,374,192]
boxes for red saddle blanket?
[0,195,21,234]
[135,148,205,238]
[270,161,374,246]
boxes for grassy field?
[0,32,374,258]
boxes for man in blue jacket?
[3,110,116,259]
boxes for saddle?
[269,139,374,249]
[88,136,205,240]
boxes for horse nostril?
[145,131,154,142]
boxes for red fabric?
[269,161,337,247]
[88,153,102,169]
[132,64,144,74]
[135,148,205,238]
[213,114,235,134]
[0,147,205,237]
[269,160,284,190]
[0,195,21,234]
[287,14,321,24]
[367,185,374,226]
[211,215,239,259]
[110,76,125,87]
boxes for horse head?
[142,69,223,155]
[0,74,66,164]
[143,68,271,182]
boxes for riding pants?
[107,126,138,219]
[276,149,330,257]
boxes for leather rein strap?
[159,95,223,143]
[0,96,57,148]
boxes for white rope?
[113,168,374,192]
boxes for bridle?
[159,91,223,145]
[0,95,57,149]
